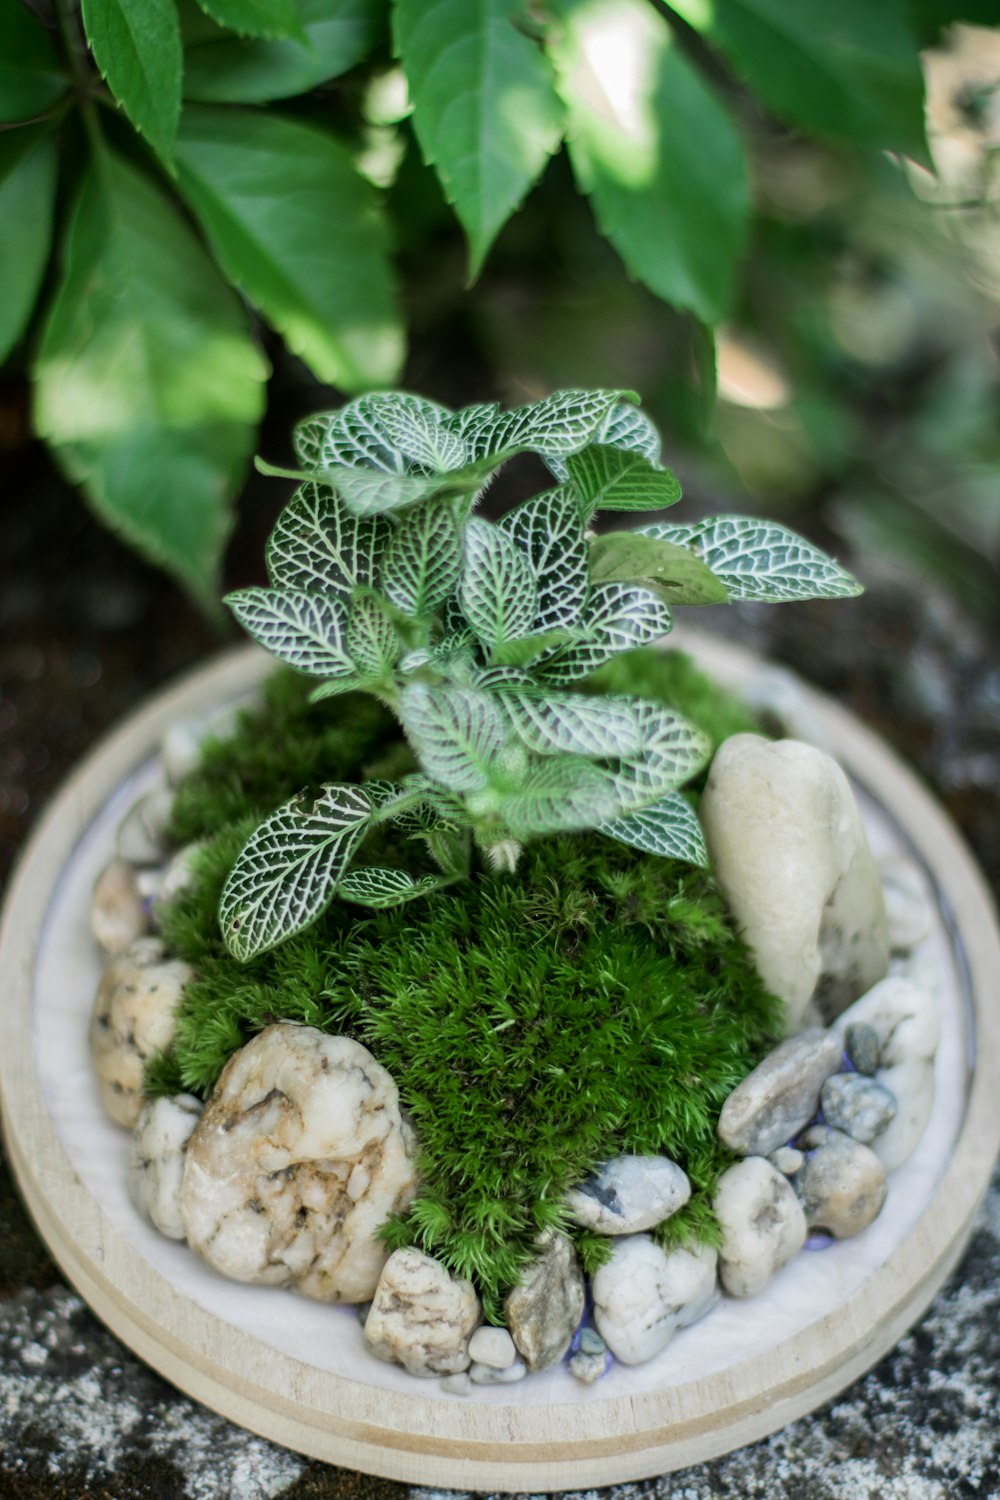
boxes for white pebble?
[467,1325,517,1370]
[592,1236,717,1366]
[715,1157,807,1297]
[91,859,150,954]
[128,1094,203,1239]
[880,857,935,952]
[468,1357,527,1385]
[834,974,939,1068]
[116,789,174,866]
[871,1058,936,1170]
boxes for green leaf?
[488,630,575,668]
[400,683,508,791]
[599,791,707,865]
[81,0,182,164]
[454,387,639,461]
[0,127,58,364]
[666,0,928,160]
[393,0,564,277]
[502,691,647,758]
[195,0,305,41]
[295,391,452,470]
[381,502,463,616]
[337,866,447,907]
[219,783,372,959]
[589,533,730,605]
[0,4,66,122]
[346,591,400,676]
[499,756,620,836]
[498,486,588,634]
[638,517,864,601]
[549,0,749,325]
[266,481,391,597]
[543,399,661,482]
[33,150,266,608]
[176,107,403,390]
[461,519,538,656]
[567,445,681,518]
[183,0,381,103]
[598,703,712,809]
[224,587,354,676]
[538,582,673,684]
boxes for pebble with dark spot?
[793,1127,888,1238]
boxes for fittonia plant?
[220,388,860,961]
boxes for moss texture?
[153,651,777,1318]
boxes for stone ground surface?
[1,443,999,1497]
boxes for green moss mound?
[152,651,778,1320]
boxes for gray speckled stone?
[794,1128,888,1238]
[718,1027,844,1158]
[504,1231,584,1372]
[844,1021,881,1076]
[821,1073,897,1144]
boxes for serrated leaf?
[393,0,564,277]
[182,0,381,104]
[266,481,390,597]
[346,592,400,676]
[0,4,67,123]
[567,445,681,518]
[195,0,304,41]
[498,486,588,634]
[638,517,863,602]
[455,387,638,462]
[337,866,444,907]
[502,691,646,759]
[225,587,354,676]
[381,502,463,615]
[461,519,538,656]
[176,107,403,390]
[599,792,707,865]
[538,582,673,684]
[32,151,266,609]
[499,757,621,836]
[81,0,182,165]
[543,399,661,481]
[219,783,372,958]
[589,533,729,605]
[549,0,749,325]
[667,0,928,161]
[0,126,57,364]
[400,683,508,791]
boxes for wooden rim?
[2,634,999,1490]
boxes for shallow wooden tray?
[2,632,999,1491]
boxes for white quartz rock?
[714,1156,807,1297]
[180,1023,418,1303]
[833,973,939,1068]
[364,1248,480,1377]
[467,1325,517,1370]
[116,789,174,866]
[700,734,889,1032]
[89,938,192,1128]
[565,1155,691,1234]
[592,1235,717,1366]
[871,1059,936,1171]
[505,1231,585,1371]
[880,857,935,953]
[91,859,150,954]
[128,1094,203,1239]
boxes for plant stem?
[51,0,105,165]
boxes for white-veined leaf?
[461,519,537,656]
[602,702,712,808]
[319,464,480,516]
[472,665,535,690]
[566,445,681,517]
[487,630,575,668]
[293,391,455,472]
[538,582,673,684]
[543,398,661,479]
[502,692,646,759]
[399,683,508,791]
[638,517,863,602]
[337,866,446,908]
[308,676,370,701]
[498,486,588,634]
[598,792,707,865]
[346,592,400,677]
[225,587,353,677]
[498,756,621,836]
[381,502,463,615]
[266,481,391,596]
[589,532,729,604]
[219,783,372,959]
[454,387,637,462]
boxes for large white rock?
[833,974,939,1069]
[592,1235,717,1366]
[181,1023,418,1302]
[89,938,192,1128]
[700,735,890,1033]
[565,1155,690,1235]
[714,1156,807,1297]
[505,1231,585,1371]
[128,1094,203,1239]
[364,1248,480,1377]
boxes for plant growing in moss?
[221,387,860,962]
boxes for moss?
[151,654,780,1319]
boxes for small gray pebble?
[844,1022,880,1076]
[578,1326,606,1356]
[569,1350,608,1384]
[469,1357,527,1385]
[821,1073,897,1144]
[440,1372,471,1396]
[769,1146,805,1175]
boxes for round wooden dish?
[2,633,999,1491]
